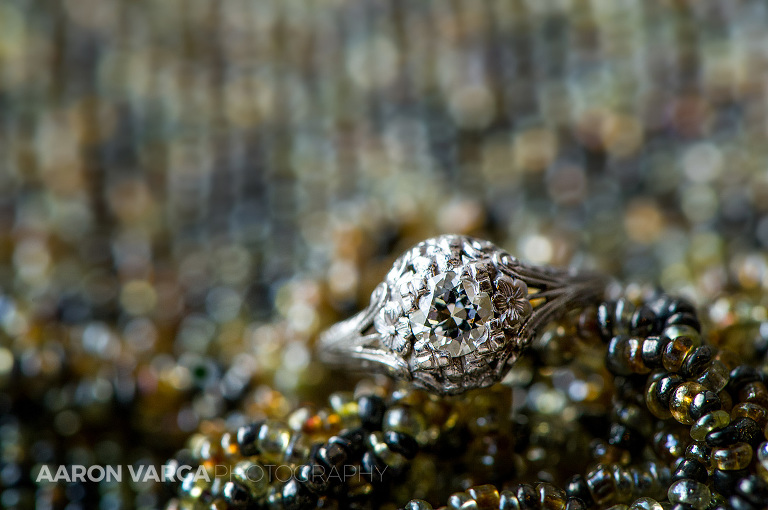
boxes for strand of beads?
[598,295,768,509]
[400,294,768,510]
[166,385,469,509]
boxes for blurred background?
[2,0,768,508]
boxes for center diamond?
[408,270,492,357]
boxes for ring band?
[318,235,609,395]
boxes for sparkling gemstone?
[408,270,492,357]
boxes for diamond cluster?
[408,270,492,357]
[375,236,520,360]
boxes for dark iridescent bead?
[598,301,617,342]
[705,423,741,447]
[358,395,386,430]
[736,475,768,507]
[665,298,697,318]
[565,474,594,506]
[631,305,658,336]
[681,346,714,378]
[564,497,587,510]
[656,374,684,411]
[236,421,264,456]
[689,390,720,421]
[641,337,667,369]
[670,505,697,510]
[728,495,758,510]
[706,417,761,447]
[606,335,633,376]
[649,295,675,321]
[685,442,712,464]
[672,459,708,483]
[315,437,349,469]
[383,430,418,459]
[666,312,701,332]
[361,450,388,483]
[728,366,762,395]
[281,478,318,510]
[733,417,763,446]
[339,428,366,460]
[515,484,538,510]
[608,423,645,456]
[585,466,617,505]
[296,464,329,494]
[712,468,749,497]
[221,481,251,508]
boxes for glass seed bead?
[611,464,635,502]
[564,499,587,510]
[383,405,426,444]
[661,326,701,372]
[757,441,768,469]
[447,491,474,510]
[735,475,768,507]
[654,430,688,462]
[220,432,239,457]
[712,442,753,470]
[740,381,768,409]
[685,442,712,465]
[728,366,762,394]
[665,312,701,332]
[565,475,594,506]
[232,461,268,500]
[467,485,500,509]
[671,382,706,424]
[731,402,768,429]
[283,432,311,465]
[404,501,434,510]
[662,334,699,373]
[605,505,628,510]
[598,301,617,341]
[180,471,213,502]
[626,337,649,374]
[691,410,730,441]
[646,380,671,419]
[607,335,634,376]
[357,394,386,430]
[641,337,666,369]
[631,462,668,500]
[586,465,619,505]
[221,481,251,507]
[329,392,361,428]
[712,468,749,497]
[667,479,711,510]
[536,482,567,510]
[696,360,729,393]
[718,389,734,413]
[628,497,664,510]
[680,345,714,379]
[256,420,292,464]
[515,484,538,509]
[236,422,263,457]
[688,390,720,422]
[368,431,407,469]
[614,299,635,335]
[499,490,522,510]
[672,459,708,483]
[383,430,418,459]
[630,305,657,337]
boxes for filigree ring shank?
[318,235,608,395]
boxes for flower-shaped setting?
[493,276,532,330]
[318,235,608,395]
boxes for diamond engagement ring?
[318,235,609,395]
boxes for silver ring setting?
[318,235,608,395]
